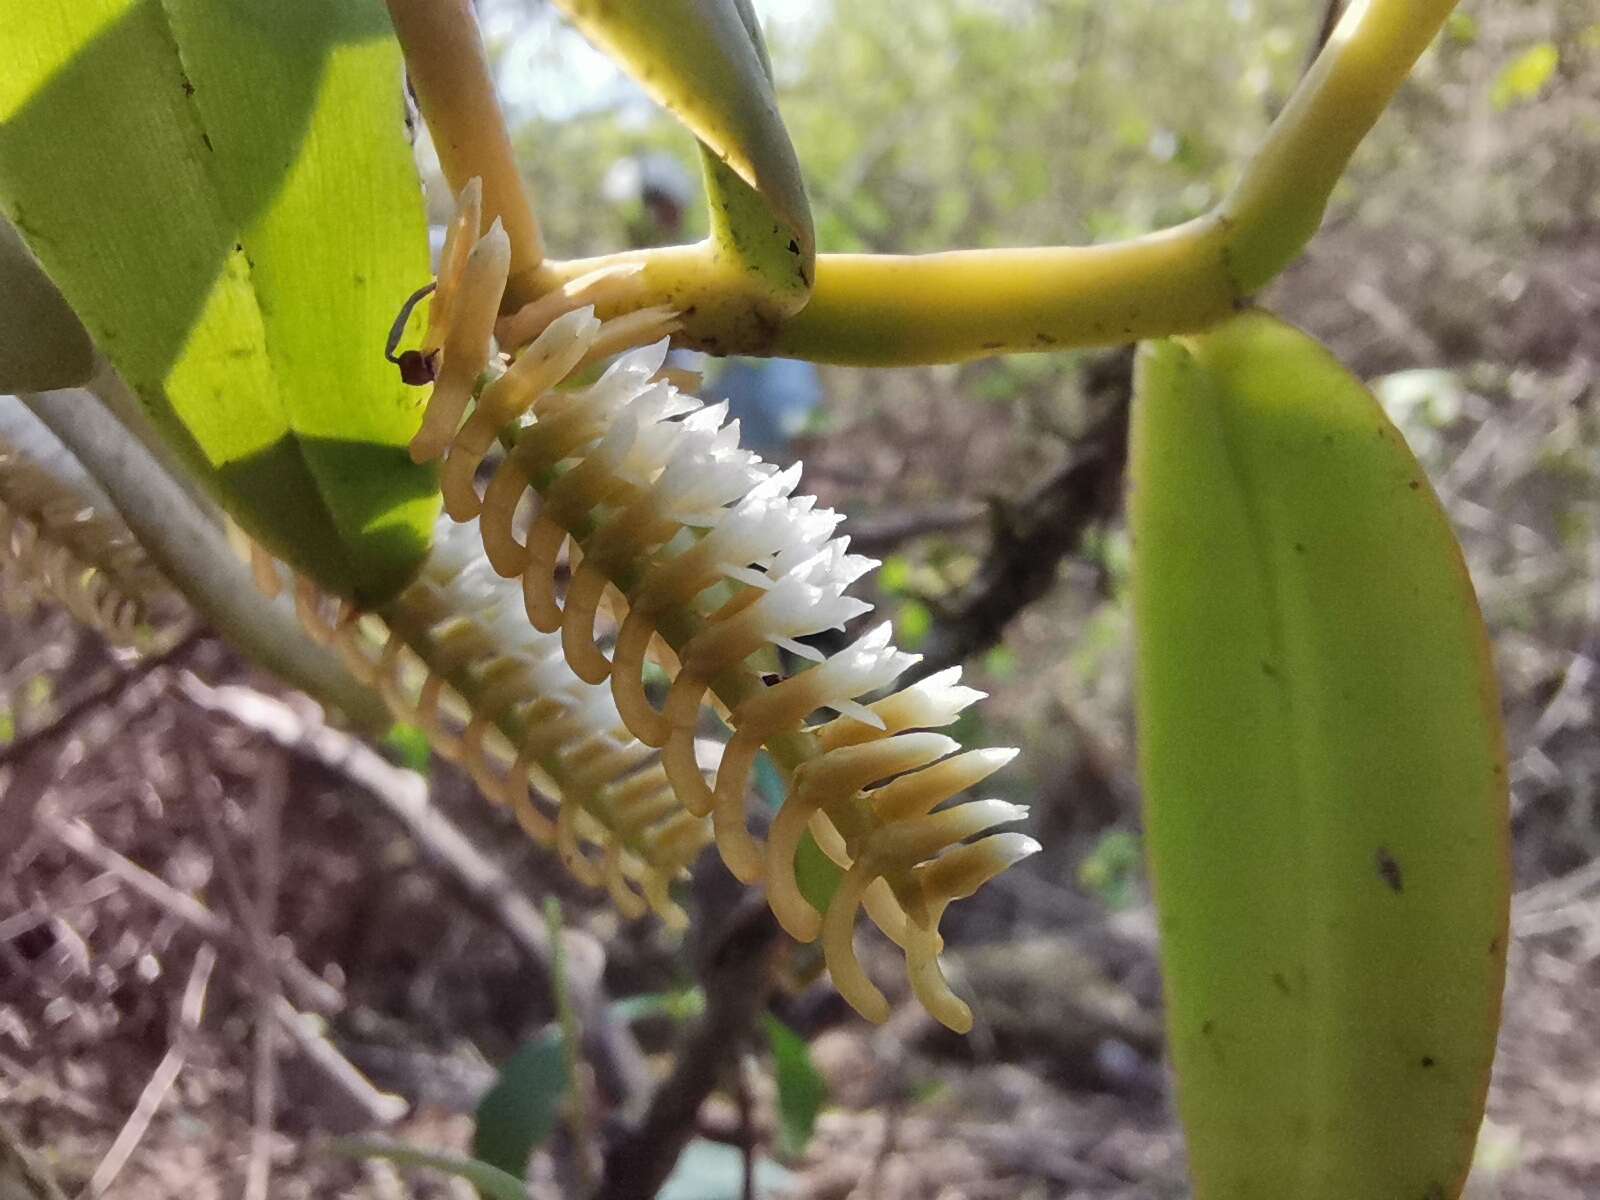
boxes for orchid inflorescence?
[378,179,1038,1032]
[257,517,709,930]
[0,427,177,646]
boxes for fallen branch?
[246,758,286,1200]
[844,500,987,556]
[186,739,287,1200]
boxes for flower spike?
[383,180,1030,1030]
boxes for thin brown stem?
[596,893,785,1200]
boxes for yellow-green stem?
[1217,0,1460,289]
[770,217,1238,365]
[496,0,1455,364]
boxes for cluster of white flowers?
[395,180,1039,1031]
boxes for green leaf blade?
[553,0,814,311]
[0,0,437,604]
[762,1015,827,1159]
[471,1027,567,1185]
[1131,310,1508,1200]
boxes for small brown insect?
[385,280,439,386]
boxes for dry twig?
[86,944,216,1197]
[269,996,410,1129]
[0,631,202,853]
[180,676,655,1122]
[41,814,341,1014]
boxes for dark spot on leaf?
[201,132,213,152]
[1201,1019,1214,1035]
[1293,541,1306,554]
[181,77,195,97]
[787,239,799,255]
[1261,660,1279,679]
[1271,972,1290,996]
[1489,936,1502,956]
[1420,1055,1436,1068]
[233,242,243,253]
[1376,848,1404,893]
[1408,480,1421,490]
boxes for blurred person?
[604,153,823,460]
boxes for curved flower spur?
[399,180,1038,1033]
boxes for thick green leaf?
[552,0,814,310]
[0,0,437,604]
[0,217,93,391]
[762,1015,827,1159]
[1131,311,1507,1199]
[471,1026,567,1183]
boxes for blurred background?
[2,1,1596,1196]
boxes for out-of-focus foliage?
[489,0,1317,252]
